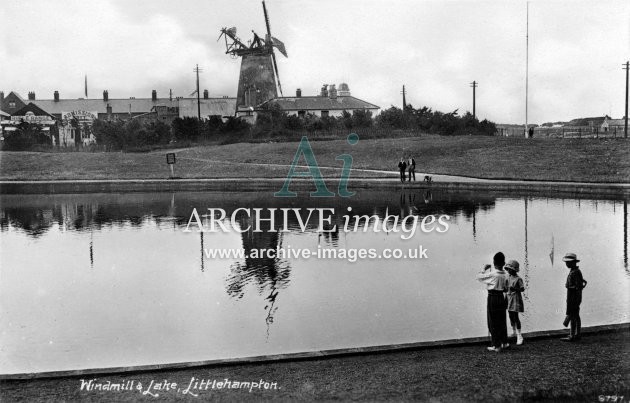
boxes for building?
[564,116,609,128]
[177,96,237,121]
[0,101,57,142]
[0,109,10,136]
[256,83,379,118]
[600,116,627,133]
[0,90,237,146]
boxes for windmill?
[218,1,287,113]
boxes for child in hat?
[562,253,587,341]
[505,260,525,345]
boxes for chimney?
[103,90,108,102]
[320,84,328,97]
[106,103,112,119]
[203,89,209,99]
[338,83,350,96]
[1,91,4,104]
[28,91,36,100]
[329,84,337,99]
[152,90,157,102]
[296,88,302,98]
[54,91,59,102]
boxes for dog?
[424,175,433,183]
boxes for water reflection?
[1,190,500,241]
[226,217,291,336]
[1,190,629,375]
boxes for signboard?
[59,110,99,145]
[62,110,98,125]
[10,111,54,124]
[166,153,176,178]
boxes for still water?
[1,190,628,374]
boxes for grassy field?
[1,135,628,182]
[1,331,628,401]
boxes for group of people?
[397,156,416,182]
[476,251,587,352]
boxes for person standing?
[561,253,587,342]
[476,252,509,352]
[505,260,525,345]
[407,155,416,182]
[398,157,407,183]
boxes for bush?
[92,118,173,150]
[1,122,52,151]
[376,105,496,136]
[172,117,203,141]
[222,116,250,133]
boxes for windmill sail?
[271,37,287,57]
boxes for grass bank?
[1,136,628,182]
[1,330,628,401]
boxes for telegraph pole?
[194,64,203,120]
[624,61,629,138]
[401,85,407,110]
[470,81,478,119]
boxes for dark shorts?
[566,290,582,316]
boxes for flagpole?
[525,1,529,138]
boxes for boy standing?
[476,252,509,352]
[562,253,587,342]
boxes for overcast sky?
[1,0,628,124]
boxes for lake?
[1,189,628,375]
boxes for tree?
[375,106,406,128]
[171,117,203,141]
[352,109,373,128]
[2,122,50,150]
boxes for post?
[470,81,478,119]
[623,61,629,138]
[401,85,407,110]
[166,153,176,179]
[196,64,201,120]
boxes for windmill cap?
[562,253,580,262]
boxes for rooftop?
[29,97,236,115]
[258,95,379,111]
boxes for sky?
[1,0,628,124]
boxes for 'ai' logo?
[274,133,358,197]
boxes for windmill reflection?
[225,211,291,337]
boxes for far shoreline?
[1,176,629,196]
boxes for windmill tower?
[218,1,287,114]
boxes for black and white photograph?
[0,0,629,401]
